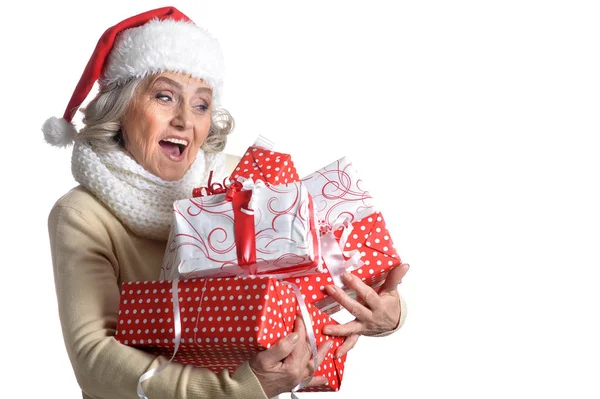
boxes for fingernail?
[343,272,354,281]
[287,333,299,344]
[324,285,336,295]
[325,340,334,350]
[400,264,410,281]
[316,377,329,386]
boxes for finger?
[315,340,334,367]
[305,376,329,388]
[341,272,381,309]
[322,320,363,337]
[256,332,300,368]
[293,314,307,338]
[335,334,359,358]
[379,263,410,294]
[292,314,310,354]
[286,316,311,366]
[324,283,372,320]
[303,340,333,380]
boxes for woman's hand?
[249,316,332,398]
[322,263,410,355]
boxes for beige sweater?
[48,167,407,399]
[49,185,271,399]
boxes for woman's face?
[121,71,213,181]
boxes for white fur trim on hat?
[42,117,77,148]
[101,18,225,104]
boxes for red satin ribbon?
[192,170,232,197]
[192,171,257,268]
[230,189,257,268]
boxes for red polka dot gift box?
[285,157,403,314]
[115,277,346,392]
[230,144,298,186]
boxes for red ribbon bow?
[192,171,234,197]
[191,170,257,268]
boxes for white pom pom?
[42,117,77,147]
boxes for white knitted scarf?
[71,141,226,240]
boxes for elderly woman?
[44,6,408,399]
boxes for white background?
[1,0,599,398]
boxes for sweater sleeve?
[48,204,269,399]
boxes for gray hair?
[78,76,234,153]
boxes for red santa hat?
[42,6,225,147]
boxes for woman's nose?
[170,105,193,131]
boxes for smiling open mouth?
[159,137,188,160]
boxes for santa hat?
[42,6,224,148]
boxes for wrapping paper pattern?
[301,156,376,227]
[160,181,322,280]
[115,277,345,392]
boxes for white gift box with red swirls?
[301,156,377,227]
[286,157,403,312]
[160,181,323,280]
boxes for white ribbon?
[281,281,319,396]
[137,279,182,399]
[234,176,266,211]
[321,215,364,287]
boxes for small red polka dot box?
[285,157,403,314]
[230,143,298,185]
[115,277,346,392]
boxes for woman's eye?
[156,93,172,102]
[194,104,209,112]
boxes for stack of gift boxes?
[115,140,402,393]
